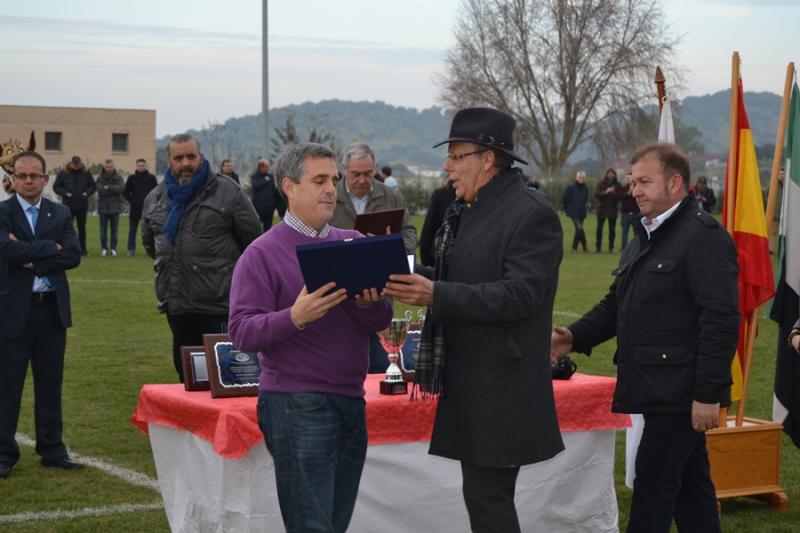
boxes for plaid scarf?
[413,197,465,398]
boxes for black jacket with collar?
[569,195,740,413]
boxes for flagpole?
[725,52,740,234]
[765,62,795,233]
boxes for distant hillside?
[679,90,781,155]
[157,91,783,172]
[158,100,452,169]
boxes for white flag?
[658,97,675,143]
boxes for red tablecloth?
[131,373,629,459]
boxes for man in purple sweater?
[228,142,393,533]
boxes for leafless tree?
[200,121,256,177]
[439,0,680,176]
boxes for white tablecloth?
[148,424,620,533]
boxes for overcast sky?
[2,0,798,136]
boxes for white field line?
[15,433,159,491]
[553,310,581,318]
[0,503,163,524]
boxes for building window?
[112,133,129,153]
[45,131,62,152]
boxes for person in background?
[382,166,398,189]
[218,159,240,185]
[141,134,261,382]
[250,158,278,233]
[0,151,84,478]
[619,171,641,251]
[594,167,623,253]
[562,171,589,253]
[53,156,95,256]
[419,176,456,267]
[692,176,716,213]
[331,142,417,253]
[124,158,158,256]
[96,159,125,257]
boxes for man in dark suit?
[0,151,83,478]
[384,108,564,532]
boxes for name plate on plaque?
[203,333,260,398]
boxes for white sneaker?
[110,249,117,257]
[101,249,107,257]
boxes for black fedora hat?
[433,107,528,165]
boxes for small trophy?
[379,311,411,395]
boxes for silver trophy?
[378,311,411,394]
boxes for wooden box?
[706,416,787,510]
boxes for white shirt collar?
[640,200,682,239]
[15,194,42,212]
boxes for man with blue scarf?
[142,134,261,382]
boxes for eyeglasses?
[13,173,46,181]
[445,150,487,163]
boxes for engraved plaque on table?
[202,333,260,398]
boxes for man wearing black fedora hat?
[384,107,564,533]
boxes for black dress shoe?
[41,457,86,470]
[0,462,11,478]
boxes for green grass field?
[1,213,797,532]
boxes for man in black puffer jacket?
[552,143,739,533]
[53,155,95,256]
[124,158,158,256]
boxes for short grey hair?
[274,142,338,201]
[167,133,201,156]
[104,159,114,165]
[341,142,375,171]
[576,170,586,179]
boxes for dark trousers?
[99,214,119,251]
[69,206,88,254]
[0,295,68,466]
[570,217,587,251]
[258,391,367,533]
[259,208,275,233]
[596,216,617,252]
[620,213,639,250]
[166,312,228,382]
[128,209,142,252]
[461,462,521,533]
[627,412,721,533]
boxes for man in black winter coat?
[562,170,589,252]
[249,159,277,232]
[53,156,95,256]
[123,158,158,256]
[552,143,739,533]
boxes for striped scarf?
[413,197,465,398]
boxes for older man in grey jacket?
[330,142,417,253]
[142,134,261,382]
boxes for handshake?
[550,326,576,380]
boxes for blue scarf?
[163,159,209,244]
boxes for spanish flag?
[722,78,776,401]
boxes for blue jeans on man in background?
[99,214,119,253]
[620,212,640,250]
[257,390,367,533]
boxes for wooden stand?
[706,416,788,511]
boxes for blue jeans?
[99,214,119,251]
[257,391,367,533]
[620,212,640,250]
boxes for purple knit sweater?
[228,222,393,398]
